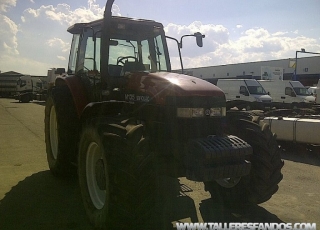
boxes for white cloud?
[165,21,229,59]
[57,55,66,61]
[0,54,51,75]
[168,25,320,70]
[0,14,19,55]
[272,31,288,36]
[0,0,16,12]
[46,38,70,53]
[1,1,319,76]
[21,2,121,27]
[1,0,122,75]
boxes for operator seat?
[108,64,122,76]
[122,61,146,74]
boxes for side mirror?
[194,32,205,47]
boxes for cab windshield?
[245,80,267,95]
[293,87,310,96]
[290,81,310,96]
[107,35,169,76]
[70,20,170,76]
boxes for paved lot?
[0,98,319,229]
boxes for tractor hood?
[124,71,225,105]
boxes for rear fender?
[55,76,89,117]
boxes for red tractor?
[45,0,283,228]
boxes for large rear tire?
[205,113,284,206]
[78,118,155,229]
[44,86,79,177]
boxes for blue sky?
[0,0,319,75]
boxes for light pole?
[294,48,320,81]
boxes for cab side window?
[285,87,295,97]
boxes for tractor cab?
[67,17,171,92]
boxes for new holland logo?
[205,109,211,116]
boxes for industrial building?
[184,56,320,86]
[0,71,23,97]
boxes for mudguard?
[55,75,89,117]
[80,101,128,123]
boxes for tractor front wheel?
[205,115,284,206]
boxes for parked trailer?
[263,116,320,145]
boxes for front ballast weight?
[185,135,252,182]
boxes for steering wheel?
[117,56,138,66]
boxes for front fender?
[80,101,127,124]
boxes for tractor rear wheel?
[205,114,284,206]
[44,86,79,177]
[78,118,155,229]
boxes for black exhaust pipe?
[101,0,115,91]
[104,0,114,19]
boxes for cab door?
[284,87,296,103]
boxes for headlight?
[304,98,314,103]
[177,108,204,118]
[177,107,226,118]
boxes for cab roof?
[67,16,163,34]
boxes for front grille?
[166,96,226,108]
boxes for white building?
[184,56,320,86]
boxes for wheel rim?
[86,142,108,210]
[216,177,241,188]
[49,105,58,159]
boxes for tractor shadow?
[199,198,283,224]
[32,101,46,106]
[9,100,46,106]
[149,177,283,229]
[0,172,283,230]
[0,171,91,230]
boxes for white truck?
[14,75,44,102]
[258,80,315,109]
[217,79,272,110]
[14,68,65,103]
